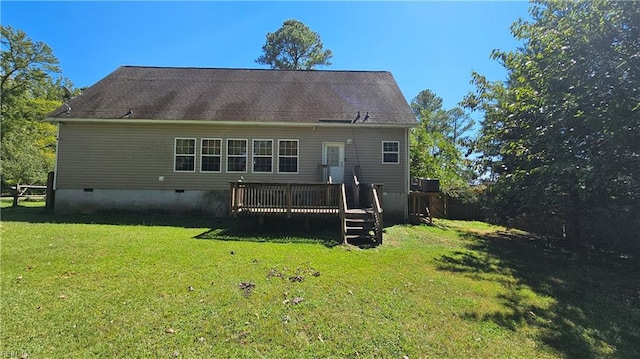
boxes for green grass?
[2,201,639,358]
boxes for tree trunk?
[565,206,584,250]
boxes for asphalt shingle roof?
[48,66,416,125]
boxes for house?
[46,66,417,229]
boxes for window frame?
[200,138,222,173]
[174,137,197,172]
[382,141,400,164]
[226,138,248,173]
[277,139,299,174]
[252,139,274,174]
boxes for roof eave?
[44,117,418,128]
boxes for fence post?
[46,171,55,211]
[12,184,20,207]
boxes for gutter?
[44,117,418,129]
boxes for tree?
[1,25,60,117]
[446,107,475,148]
[1,121,56,185]
[1,25,65,186]
[256,19,332,70]
[410,89,475,196]
[465,0,640,251]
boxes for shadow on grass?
[195,217,341,248]
[1,203,213,228]
[436,227,640,359]
[1,203,342,247]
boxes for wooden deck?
[229,182,342,218]
[229,181,383,245]
[233,207,340,215]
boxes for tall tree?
[410,89,475,196]
[256,19,332,70]
[1,121,56,185]
[1,25,65,186]
[465,0,640,250]
[1,25,60,117]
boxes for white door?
[323,142,345,183]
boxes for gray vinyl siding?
[344,127,407,193]
[55,123,408,194]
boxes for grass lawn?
[1,200,639,358]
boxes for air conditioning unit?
[410,178,440,192]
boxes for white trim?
[404,128,410,220]
[252,139,274,174]
[46,117,417,129]
[322,142,345,183]
[200,138,222,173]
[174,137,197,172]
[277,139,299,174]
[226,138,248,173]
[382,141,400,164]
[53,124,61,190]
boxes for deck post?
[230,182,240,217]
[286,183,292,218]
[230,183,234,216]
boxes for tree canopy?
[410,89,475,196]
[1,25,68,186]
[465,0,640,251]
[1,25,60,114]
[256,19,332,70]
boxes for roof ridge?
[118,65,391,74]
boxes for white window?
[382,141,400,164]
[227,139,248,173]
[278,140,298,173]
[201,138,222,173]
[174,138,196,172]
[253,139,273,173]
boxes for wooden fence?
[409,191,485,222]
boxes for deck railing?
[318,164,330,183]
[230,182,342,218]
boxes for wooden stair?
[340,183,383,246]
[344,209,377,245]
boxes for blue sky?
[2,1,531,110]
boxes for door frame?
[322,142,345,183]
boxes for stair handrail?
[370,184,384,245]
[351,167,360,208]
[340,183,348,244]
